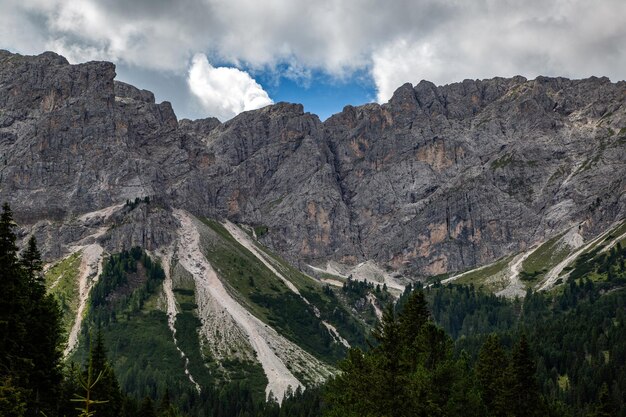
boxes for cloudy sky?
[1,0,625,121]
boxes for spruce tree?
[86,330,123,417]
[138,396,157,417]
[0,204,63,416]
[371,304,405,417]
[20,236,43,286]
[20,235,63,416]
[398,290,430,369]
[0,203,28,382]
[509,334,542,417]
[475,334,510,417]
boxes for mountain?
[1,50,625,402]
[2,50,625,276]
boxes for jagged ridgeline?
[1,50,625,278]
[1,49,626,416]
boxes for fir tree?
[0,203,28,382]
[509,334,543,417]
[84,330,123,417]
[0,204,63,416]
[475,334,510,417]
[20,236,43,286]
[138,396,157,417]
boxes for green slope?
[198,218,369,364]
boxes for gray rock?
[1,50,624,278]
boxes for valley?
[0,49,624,416]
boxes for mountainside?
[1,50,626,401]
[2,50,625,277]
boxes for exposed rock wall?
[1,50,625,276]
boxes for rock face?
[1,50,625,277]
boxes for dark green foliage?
[0,204,63,417]
[199,218,369,363]
[139,397,157,417]
[414,279,626,417]
[325,290,479,417]
[3,201,624,416]
[250,291,347,363]
[253,225,269,238]
[301,288,370,348]
[89,247,165,325]
[509,334,543,417]
[84,330,123,417]
[0,377,27,417]
[340,277,391,323]
[476,334,509,417]
[568,241,626,283]
[421,282,519,340]
[125,196,150,210]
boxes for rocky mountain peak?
[0,50,624,278]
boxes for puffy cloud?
[187,53,273,121]
[1,0,625,110]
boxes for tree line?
[1,201,624,416]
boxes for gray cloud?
[1,0,624,115]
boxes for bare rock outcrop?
[1,50,625,277]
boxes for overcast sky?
[1,0,625,121]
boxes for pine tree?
[398,290,430,365]
[475,334,510,417]
[0,203,28,382]
[509,334,542,417]
[84,330,123,417]
[138,396,157,417]
[0,204,63,416]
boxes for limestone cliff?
[1,50,625,277]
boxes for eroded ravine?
[158,249,201,393]
[173,210,302,400]
[222,220,303,296]
[64,243,103,357]
[538,227,616,291]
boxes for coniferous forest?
[1,202,625,416]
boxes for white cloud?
[187,53,273,121]
[372,39,443,103]
[2,0,626,109]
[371,0,626,102]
